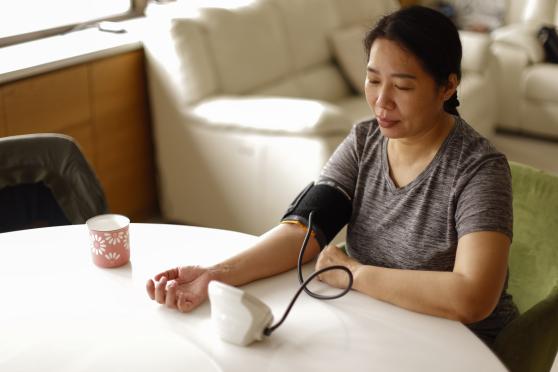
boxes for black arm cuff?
[281,182,352,249]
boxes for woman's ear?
[441,73,459,101]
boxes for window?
[0,0,144,47]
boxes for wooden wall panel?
[97,162,157,221]
[2,65,91,135]
[93,107,151,171]
[90,50,146,123]
[89,50,157,220]
[58,124,96,167]
[0,51,158,221]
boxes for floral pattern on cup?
[90,234,107,256]
[103,231,128,250]
[104,252,121,262]
[86,214,130,269]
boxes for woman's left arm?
[316,231,510,324]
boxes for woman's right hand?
[146,266,216,313]
[145,224,321,313]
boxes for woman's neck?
[388,113,455,167]
[386,113,455,188]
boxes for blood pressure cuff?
[281,181,352,249]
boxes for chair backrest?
[0,182,70,232]
[0,134,108,231]
[508,161,558,314]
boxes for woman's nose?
[376,89,395,110]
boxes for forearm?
[341,232,510,324]
[351,265,493,324]
[211,224,320,287]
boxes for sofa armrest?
[491,23,545,64]
[459,30,492,74]
[190,96,353,136]
[490,42,531,129]
[143,16,219,108]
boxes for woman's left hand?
[315,244,360,289]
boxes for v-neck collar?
[381,116,459,193]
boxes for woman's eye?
[367,79,380,85]
[395,85,412,91]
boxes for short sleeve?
[319,122,367,199]
[455,157,513,240]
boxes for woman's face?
[365,38,457,139]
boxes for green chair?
[492,161,558,372]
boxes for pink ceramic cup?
[86,214,130,268]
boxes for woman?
[146,6,518,346]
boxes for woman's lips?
[377,116,400,128]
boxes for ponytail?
[443,92,460,117]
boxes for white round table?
[0,223,507,371]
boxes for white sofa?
[490,0,558,139]
[144,0,498,235]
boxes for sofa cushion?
[250,79,303,98]
[521,0,557,25]
[170,19,219,103]
[458,73,495,137]
[200,1,290,94]
[458,74,487,111]
[251,63,351,102]
[459,30,491,74]
[523,64,558,103]
[335,95,373,124]
[295,64,351,102]
[191,96,352,135]
[329,0,399,28]
[269,0,340,71]
[492,24,545,63]
[329,25,368,94]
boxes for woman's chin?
[378,124,405,139]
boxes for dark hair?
[364,6,462,116]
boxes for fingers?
[315,247,341,283]
[147,276,179,310]
[177,293,197,313]
[315,250,327,271]
[165,281,177,309]
[147,266,209,313]
[146,279,155,300]
[154,267,180,281]
[155,276,168,304]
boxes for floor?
[492,132,558,176]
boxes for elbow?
[453,298,496,325]
[455,308,490,325]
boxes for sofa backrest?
[329,0,399,27]
[504,0,558,25]
[250,0,348,102]
[169,0,398,104]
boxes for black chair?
[0,133,108,233]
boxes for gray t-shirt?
[319,117,518,344]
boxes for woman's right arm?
[146,223,321,312]
[147,122,364,311]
